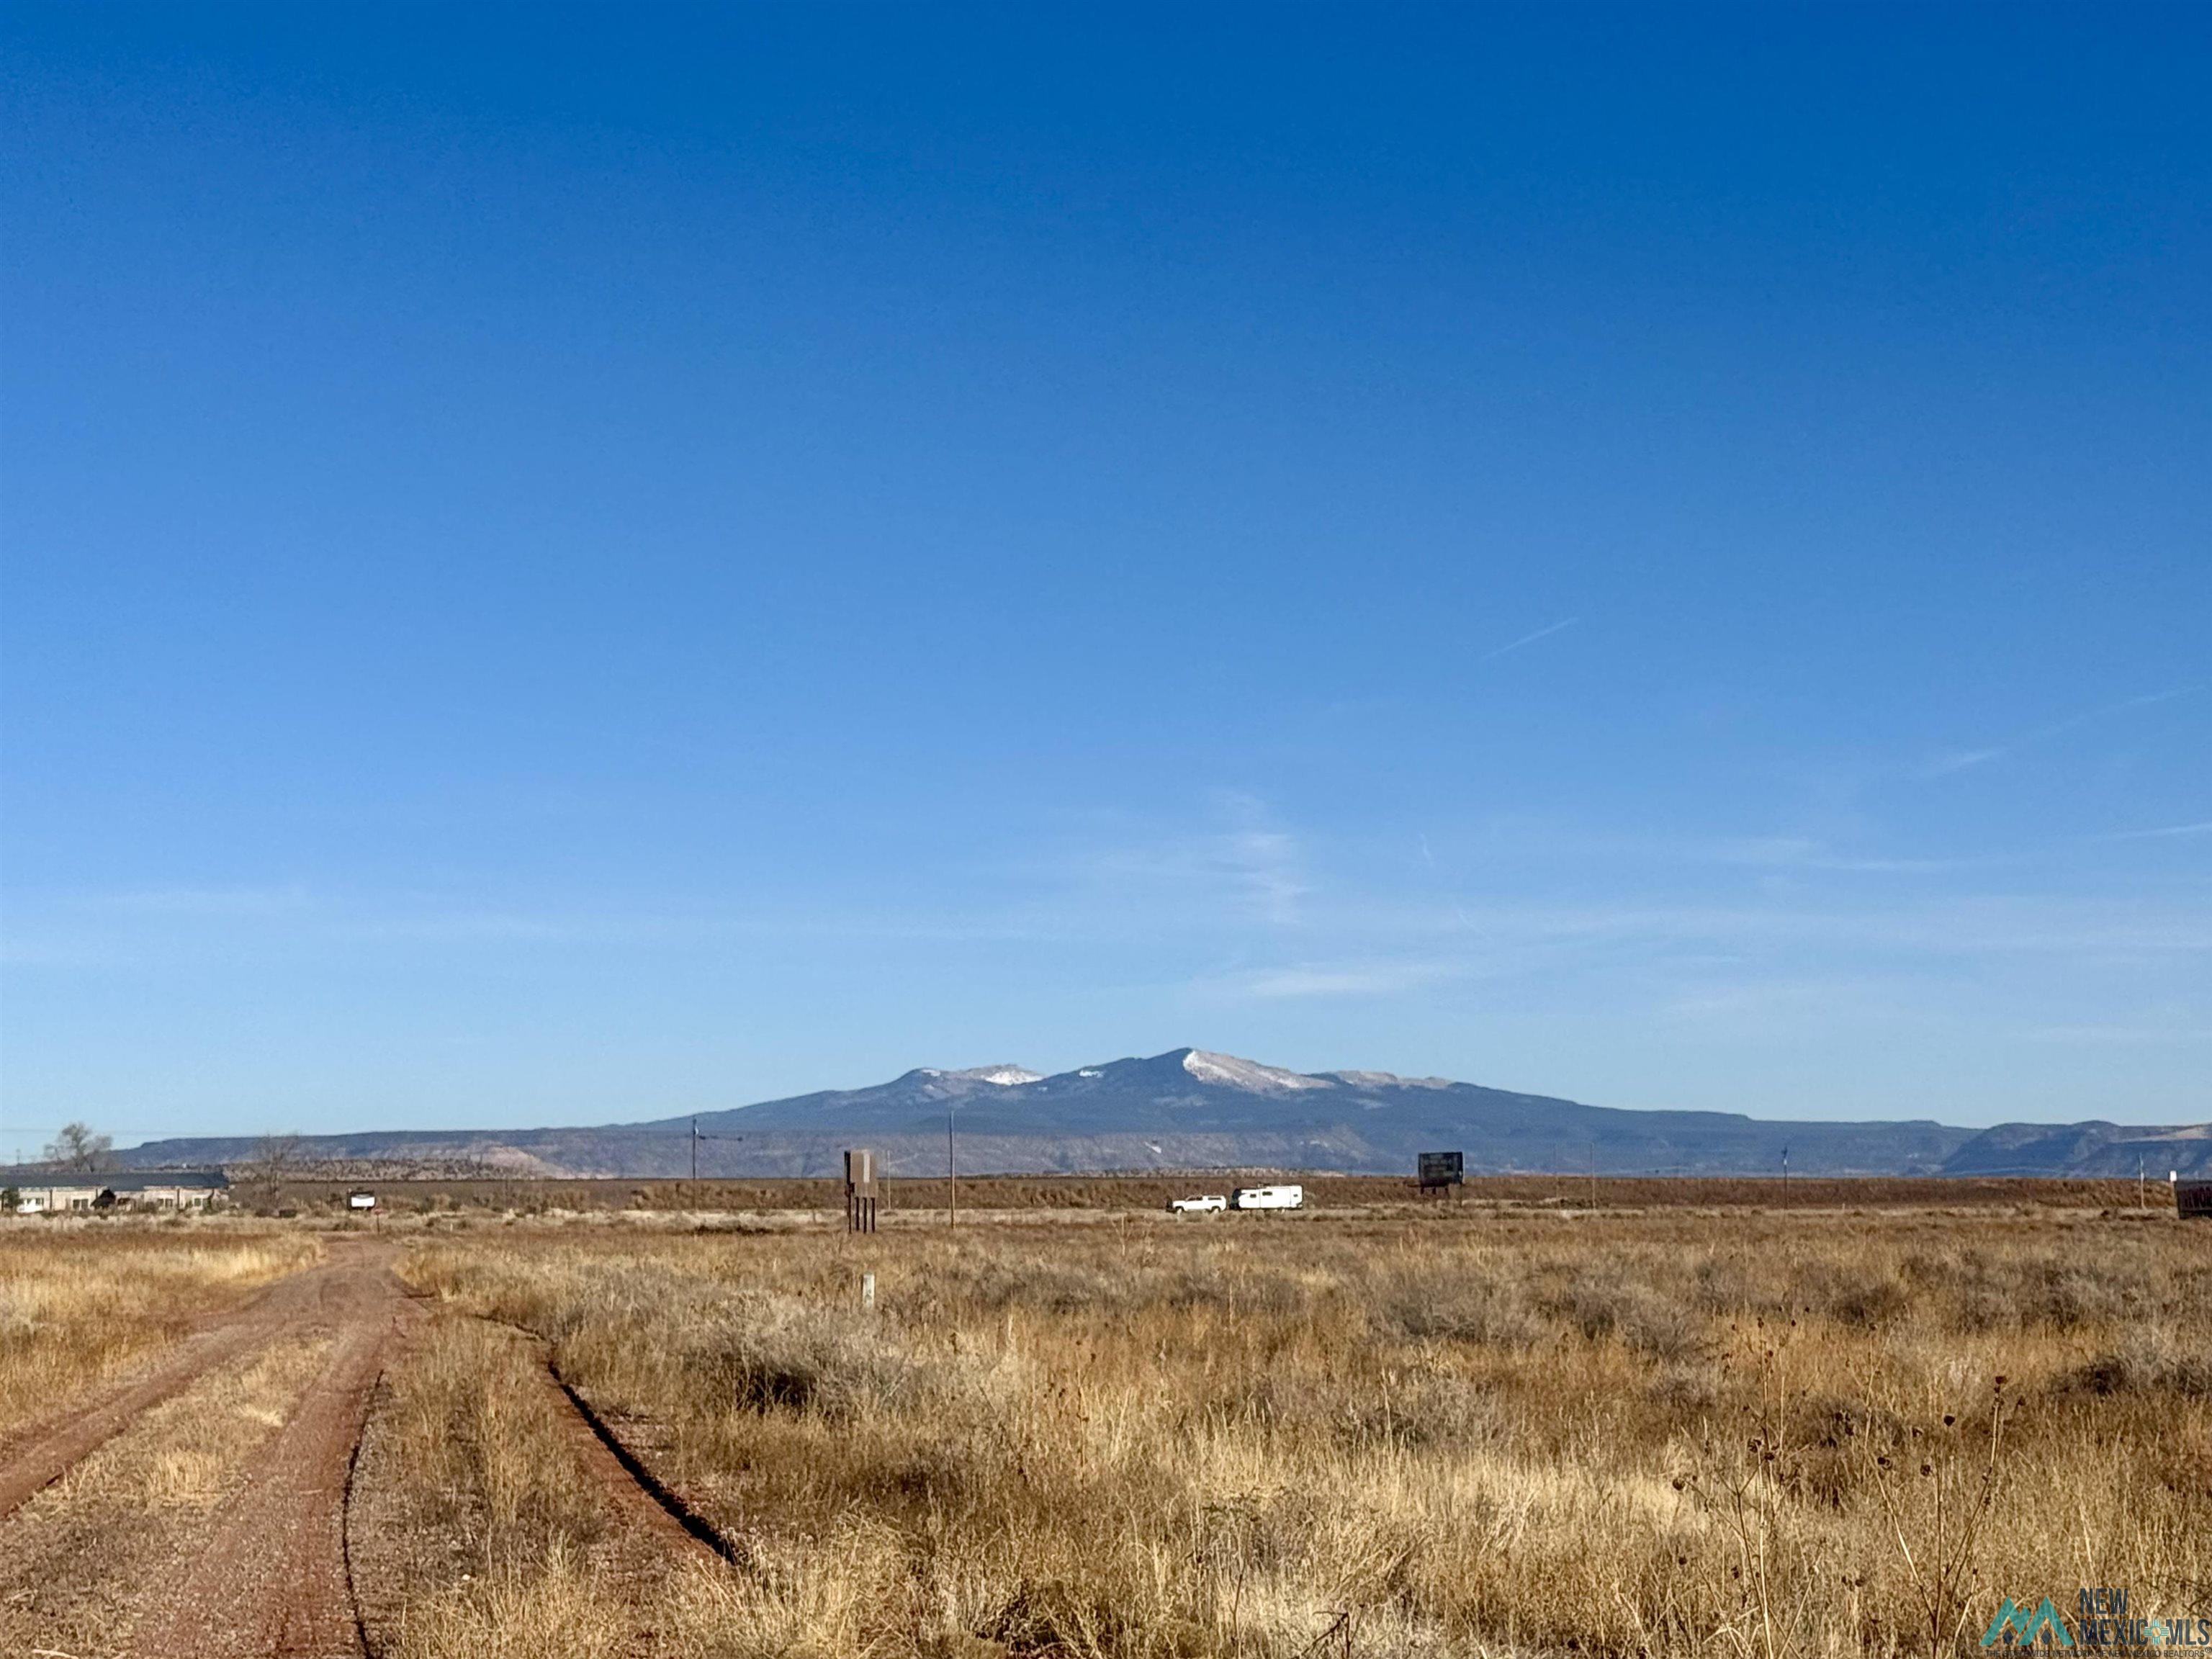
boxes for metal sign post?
[844,1148,878,1233]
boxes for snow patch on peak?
[1328,1069,1457,1090]
[972,1066,1043,1086]
[1181,1050,1334,1092]
[945,1065,1043,1086]
[912,1065,1043,1087]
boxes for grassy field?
[395,1201,2212,1658]
[0,1223,318,1435]
[3,1198,2205,1655]
[242,1172,2146,1216]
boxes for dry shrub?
[1377,1273,1542,1349]
[395,1208,2212,1658]
[2052,1328,2212,1399]
[692,1295,994,1421]
[1560,1264,1707,1358]
[1794,1263,1912,1329]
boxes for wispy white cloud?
[1221,961,1456,999]
[2098,819,2212,842]
[1478,616,1579,662]
[1656,976,1931,1027]
[1920,747,2008,779]
[335,911,637,945]
[1389,895,2212,958]
[2024,1020,2212,1046]
[14,793,2208,1115]
[1704,836,1992,874]
[88,884,313,916]
[1920,685,2198,779]
[1078,796,1308,926]
[0,937,128,969]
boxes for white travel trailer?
[1229,1184,1304,1211]
[1168,1194,1228,1214]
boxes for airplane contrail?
[1478,616,1580,662]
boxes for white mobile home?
[1229,1184,1303,1211]
[3,1169,228,1214]
[11,1183,102,1214]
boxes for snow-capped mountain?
[111,1046,2212,1179]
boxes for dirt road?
[6,1236,722,1656]
[120,1239,417,1659]
[0,1241,395,1526]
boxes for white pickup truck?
[1168,1194,1228,1214]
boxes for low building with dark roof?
[2,1169,228,1213]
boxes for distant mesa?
[109,1047,2212,1181]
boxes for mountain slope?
[112,1046,2208,1179]
[1938,1119,2212,1177]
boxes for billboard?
[1418,1151,1465,1189]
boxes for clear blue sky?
[4,4,2206,1150]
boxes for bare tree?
[254,1133,306,1179]
[44,1122,112,1173]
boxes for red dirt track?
[541,1357,734,1563]
[123,1240,419,1658]
[0,1241,397,1528]
[2,1236,721,1657]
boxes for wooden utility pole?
[948,1102,958,1227]
[691,1116,700,1183]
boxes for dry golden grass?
[353,1313,621,1658]
[251,1173,2142,1218]
[0,1331,332,1654]
[354,1309,779,1659]
[399,1207,2212,1658]
[0,1221,320,1435]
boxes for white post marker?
[862,1272,876,1311]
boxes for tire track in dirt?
[0,1241,372,1525]
[541,1362,740,1565]
[123,1241,421,1659]
[438,1305,740,1569]
[343,1305,735,1658]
